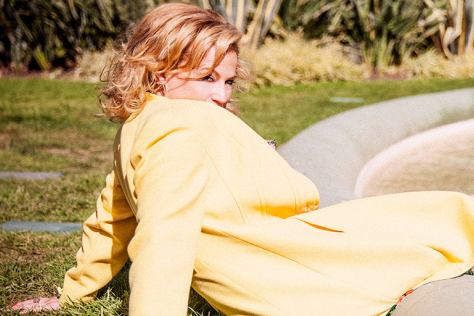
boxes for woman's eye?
[201,75,214,82]
[226,79,236,86]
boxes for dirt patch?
[0,134,11,150]
[43,146,113,163]
[0,246,63,265]
[366,69,410,81]
[0,68,76,81]
[44,148,91,157]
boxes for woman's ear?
[156,73,167,85]
[155,73,167,96]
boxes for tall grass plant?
[278,0,449,69]
[0,0,149,72]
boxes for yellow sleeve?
[126,122,210,316]
[60,169,137,304]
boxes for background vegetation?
[4,0,474,84]
[280,0,449,69]
[2,77,474,314]
[0,0,149,72]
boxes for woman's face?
[158,46,238,107]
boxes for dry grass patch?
[404,50,474,79]
[73,44,115,82]
[243,34,369,87]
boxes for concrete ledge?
[355,118,474,197]
[0,172,64,180]
[0,221,82,233]
[277,88,474,208]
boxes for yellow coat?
[60,94,474,316]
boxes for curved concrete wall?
[355,118,474,197]
[277,88,474,208]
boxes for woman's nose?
[209,83,231,105]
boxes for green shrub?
[279,0,448,70]
[0,0,149,72]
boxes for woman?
[10,3,474,316]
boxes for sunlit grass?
[0,231,81,313]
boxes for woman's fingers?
[7,297,60,313]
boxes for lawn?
[1,77,474,315]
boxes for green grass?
[1,77,474,315]
[0,79,115,173]
[1,231,82,313]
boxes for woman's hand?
[7,297,60,314]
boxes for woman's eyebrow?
[212,69,237,80]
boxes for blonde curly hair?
[99,3,250,122]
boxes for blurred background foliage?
[0,0,150,71]
[2,0,474,84]
[433,0,474,58]
[200,0,283,51]
[280,0,450,69]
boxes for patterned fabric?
[266,139,276,149]
[386,269,474,315]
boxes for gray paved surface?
[0,221,82,233]
[277,88,474,208]
[0,172,64,179]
